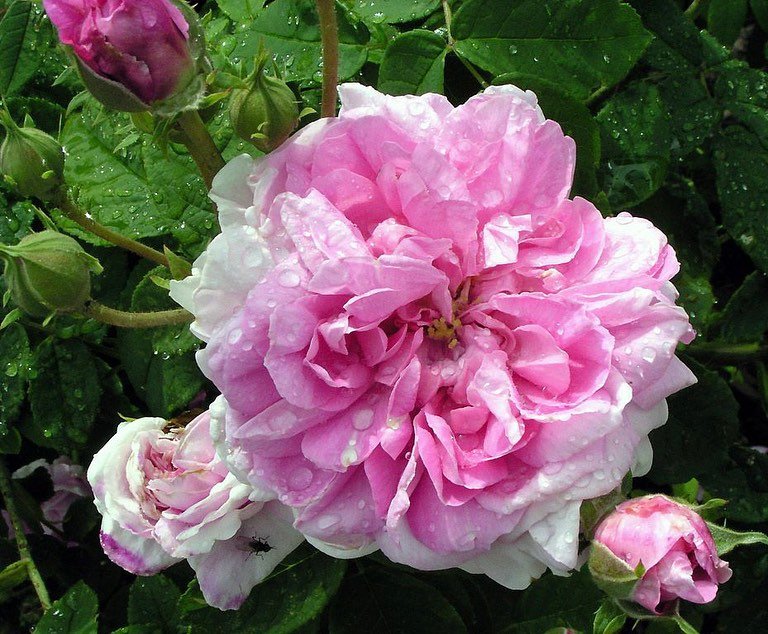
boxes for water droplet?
[352,409,374,430]
[228,329,243,345]
[641,347,656,363]
[341,446,358,467]
[278,269,301,288]
[616,211,633,225]
[289,467,313,490]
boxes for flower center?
[426,316,462,349]
[425,279,473,349]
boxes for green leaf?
[715,64,768,140]
[0,1,43,97]
[0,560,27,602]
[0,199,35,245]
[597,82,671,209]
[344,0,440,24]
[128,575,180,632]
[216,0,263,21]
[495,74,601,198]
[707,0,749,47]
[714,125,768,272]
[35,581,98,634]
[718,272,768,343]
[378,30,447,96]
[499,568,604,633]
[706,522,768,556]
[237,0,370,83]
[593,599,627,634]
[181,546,347,633]
[657,72,720,158]
[117,267,204,417]
[647,358,740,485]
[329,567,467,634]
[452,0,651,101]
[0,322,28,454]
[628,0,729,69]
[26,338,101,452]
[60,105,216,258]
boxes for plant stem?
[456,53,489,89]
[586,84,611,106]
[83,301,192,328]
[176,110,225,189]
[0,459,51,611]
[442,0,455,46]
[684,0,703,19]
[58,198,169,268]
[316,0,340,118]
[685,342,768,363]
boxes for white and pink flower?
[87,411,303,610]
[169,84,696,587]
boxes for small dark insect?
[247,536,274,557]
[163,408,206,434]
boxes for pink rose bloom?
[87,411,304,610]
[171,84,696,586]
[43,0,195,105]
[593,495,732,612]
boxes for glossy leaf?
[453,0,651,100]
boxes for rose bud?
[229,53,299,153]
[0,112,64,201]
[589,495,732,614]
[42,0,208,114]
[0,231,102,319]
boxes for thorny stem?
[176,110,225,189]
[83,301,193,328]
[0,459,51,611]
[316,0,340,118]
[58,197,169,268]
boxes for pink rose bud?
[43,0,205,112]
[590,495,732,614]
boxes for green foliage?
[452,0,651,100]
[378,31,448,96]
[181,547,347,633]
[35,581,98,633]
[329,567,467,633]
[26,337,101,452]
[1,0,767,630]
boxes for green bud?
[0,113,64,201]
[0,231,102,318]
[230,54,299,153]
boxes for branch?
[176,110,225,189]
[83,301,193,328]
[316,0,340,118]
[58,197,169,268]
[0,459,51,611]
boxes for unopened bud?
[0,231,102,318]
[44,0,209,115]
[230,54,299,153]
[0,113,64,201]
